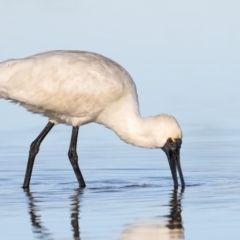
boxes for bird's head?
[152,115,185,188]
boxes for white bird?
[0,50,185,189]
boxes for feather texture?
[0,50,182,148]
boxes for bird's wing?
[4,56,125,117]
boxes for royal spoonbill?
[0,50,185,189]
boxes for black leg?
[68,126,86,188]
[23,122,54,189]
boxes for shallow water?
[0,121,240,240]
[1,0,240,238]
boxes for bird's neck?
[114,116,158,148]
[97,107,160,148]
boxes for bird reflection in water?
[119,188,184,240]
[70,188,82,240]
[25,189,82,240]
[25,188,184,240]
[165,189,184,239]
[25,190,52,240]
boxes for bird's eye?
[168,138,175,144]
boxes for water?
[1,0,240,238]
[0,119,240,240]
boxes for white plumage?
[0,50,184,188]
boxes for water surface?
[0,121,240,240]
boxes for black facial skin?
[161,138,185,188]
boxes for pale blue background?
[0,1,240,240]
[1,0,239,132]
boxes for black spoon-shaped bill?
[162,138,185,188]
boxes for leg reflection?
[25,189,83,240]
[70,188,83,240]
[25,190,53,240]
